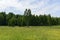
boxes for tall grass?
[0,26,60,40]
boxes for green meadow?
[0,26,60,40]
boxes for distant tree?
[0,13,4,25]
[47,14,52,26]
[8,16,16,26]
[24,9,28,16]
[42,14,49,26]
[0,12,6,25]
[0,10,60,26]
[6,12,15,25]
[39,15,44,26]
[2,12,7,25]
[35,15,39,26]
[58,18,60,25]
[24,9,32,26]
[30,15,37,26]
[51,17,58,25]
[16,15,23,26]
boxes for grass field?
[0,26,60,40]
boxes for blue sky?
[0,0,60,17]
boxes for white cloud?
[0,0,60,17]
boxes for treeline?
[0,9,60,26]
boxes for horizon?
[0,0,60,17]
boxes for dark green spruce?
[0,9,60,26]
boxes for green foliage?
[0,9,60,26]
[24,9,32,26]
[0,12,6,25]
[0,14,4,25]
[16,15,23,26]
[8,16,16,26]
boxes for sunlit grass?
[0,26,60,40]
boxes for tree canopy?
[0,9,60,26]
